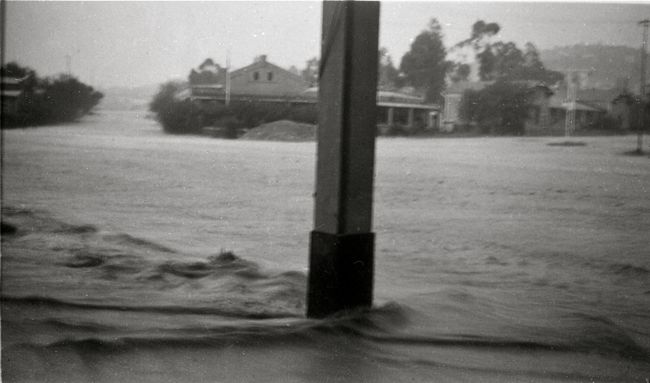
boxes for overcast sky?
[4,1,649,88]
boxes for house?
[375,90,440,131]
[181,55,439,129]
[185,58,226,103]
[441,81,492,132]
[442,79,626,133]
[1,75,27,115]
[442,80,555,133]
[547,86,610,131]
[611,93,646,131]
[183,55,311,105]
[301,87,440,130]
[227,55,310,101]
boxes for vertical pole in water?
[307,1,380,318]
[638,19,649,154]
[226,49,232,106]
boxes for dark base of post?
[307,231,374,318]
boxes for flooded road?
[2,110,650,382]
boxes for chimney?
[255,54,267,63]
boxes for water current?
[2,111,649,382]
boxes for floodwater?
[2,110,649,382]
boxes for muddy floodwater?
[2,110,649,382]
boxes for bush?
[589,115,621,131]
[2,62,103,128]
[459,81,531,135]
[149,82,198,134]
[149,82,318,137]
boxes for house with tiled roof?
[546,86,610,131]
[227,55,310,101]
[181,55,440,130]
[441,81,493,131]
[301,87,440,130]
[1,75,29,115]
[442,80,556,133]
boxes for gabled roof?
[229,57,307,84]
[576,87,621,103]
[301,87,437,108]
[548,94,607,112]
[199,58,217,70]
[1,75,29,85]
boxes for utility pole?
[307,1,380,318]
[637,19,649,154]
[565,71,577,138]
[225,49,231,106]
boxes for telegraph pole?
[307,1,380,318]
[565,71,577,138]
[637,19,649,154]
[225,49,231,106]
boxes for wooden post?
[407,108,415,128]
[638,19,649,154]
[307,1,380,318]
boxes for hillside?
[540,44,648,91]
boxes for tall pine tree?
[399,19,449,103]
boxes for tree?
[188,58,223,85]
[42,76,103,118]
[301,57,319,86]
[149,81,198,134]
[288,65,300,76]
[454,20,501,80]
[1,61,38,90]
[450,63,471,83]
[399,18,450,103]
[150,81,183,114]
[516,43,564,84]
[492,42,525,79]
[1,62,103,127]
[378,47,401,90]
[457,21,562,84]
[456,20,501,49]
[459,81,531,135]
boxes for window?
[267,72,273,81]
[253,71,259,81]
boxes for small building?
[547,88,608,131]
[1,75,27,115]
[375,90,440,131]
[301,87,440,130]
[611,93,645,131]
[180,55,439,130]
[441,81,493,132]
[442,80,555,133]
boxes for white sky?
[4,1,649,88]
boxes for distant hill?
[540,44,648,92]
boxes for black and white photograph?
[1,1,649,382]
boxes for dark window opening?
[253,72,259,81]
[267,72,273,81]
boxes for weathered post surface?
[307,1,380,318]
